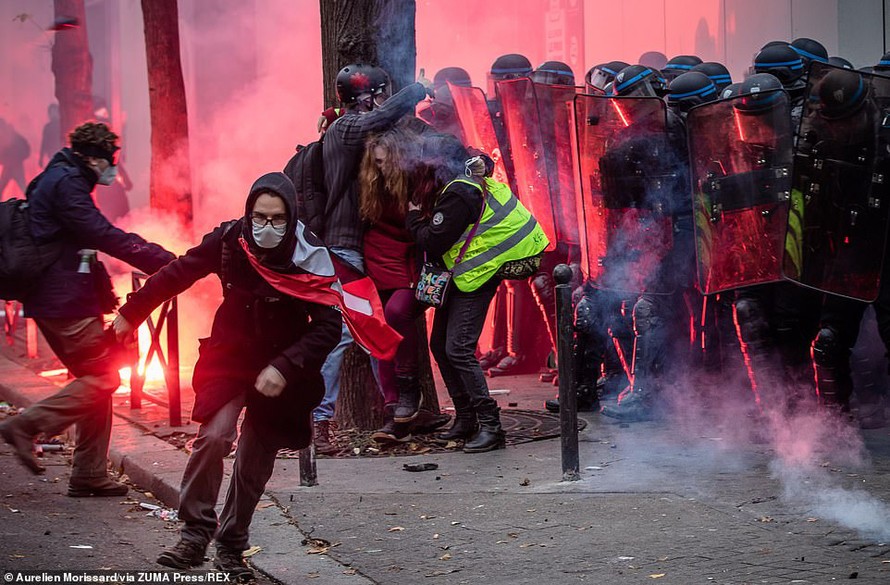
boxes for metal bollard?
[299,446,318,486]
[554,264,580,481]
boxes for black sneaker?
[214,545,254,582]
[157,539,206,569]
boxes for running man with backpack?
[0,122,174,494]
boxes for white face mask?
[252,223,287,248]
[97,164,118,186]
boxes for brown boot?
[313,419,338,455]
[0,417,44,474]
[68,476,129,497]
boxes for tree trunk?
[141,0,193,227]
[52,0,92,141]
[318,1,438,432]
[319,0,415,108]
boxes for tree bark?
[52,0,92,141]
[318,0,438,432]
[141,0,193,227]
[319,0,415,108]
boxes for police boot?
[463,400,506,453]
[393,376,423,423]
[600,385,656,422]
[544,382,600,413]
[436,395,478,442]
[813,326,853,413]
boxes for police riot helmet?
[488,53,532,96]
[667,71,717,113]
[638,51,668,71]
[336,63,390,105]
[433,67,472,89]
[585,61,629,93]
[753,44,805,88]
[828,56,854,70]
[719,82,743,100]
[613,65,666,98]
[735,73,785,113]
[790,37,829,66]
[816,68,867,120]
[874,51,890,73]
[489,53,533,79]
[531,61,575,86]
[690,62,733,92]
[662,55,703,82]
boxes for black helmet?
[816,68,867,120]
[638,51,668,71]
[667,71,717,113]
[613,65,666,98]
[433,67,472,89]
[761,40,790,50]
[585,60,629,93]
[828,56,854,70]
[719,82,743,100]
[531,61,575,86]
[662,55,703,82]
[489,53,533,79]
[735,73,785,113]
[874,51,890,73]
[790,37,829,66]
[753,44,805,87]
[488,53,532,97]
[336,63,389,104]
[690,62,732,92]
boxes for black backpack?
[0,174,63,301]
[282,138,327,238]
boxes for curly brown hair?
[359,129,413,223]
[68,121,118,158]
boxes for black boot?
[544,383,599,413]
[393,376,423,423]
[410,410,452,434]
[463,400,505,453]
[600,385,655,422]
[435,395,477,441]
[371,404,412,443]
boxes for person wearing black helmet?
[719,81,743,100]
[312,63,431,452]
[801,67,890,426]
[417,66,473,138]
[666,71,718,116]
[585,61,628,95]
[690,61,733,93]
[828,56,854,70]
[531,60,575,86]
[753,44,807,134]
[662,54,703,83]
[612,64,668,98]
[598,66,696,422]
[790,37,829,69]
[487,53,533,99]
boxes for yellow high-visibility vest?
[442,177,549,292]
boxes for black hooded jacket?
[119,172,341,449]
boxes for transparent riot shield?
[447,82,509,185]
[572,95,679,293]
[497,78,558,251]
[532,82,581,246]
[686,89,792,295]
[784,62,890,302]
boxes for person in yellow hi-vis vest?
[407,152,549,453]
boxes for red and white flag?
[238,227,402,361]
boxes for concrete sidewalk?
[2,350,890,584]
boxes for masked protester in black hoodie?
[113,172,341,579]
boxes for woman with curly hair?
[359,127,457,441]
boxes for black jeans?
[430,279,499,413]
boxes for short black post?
[299,447,318,486]
[554,264,580,482]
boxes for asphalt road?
[0,440,274,583]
